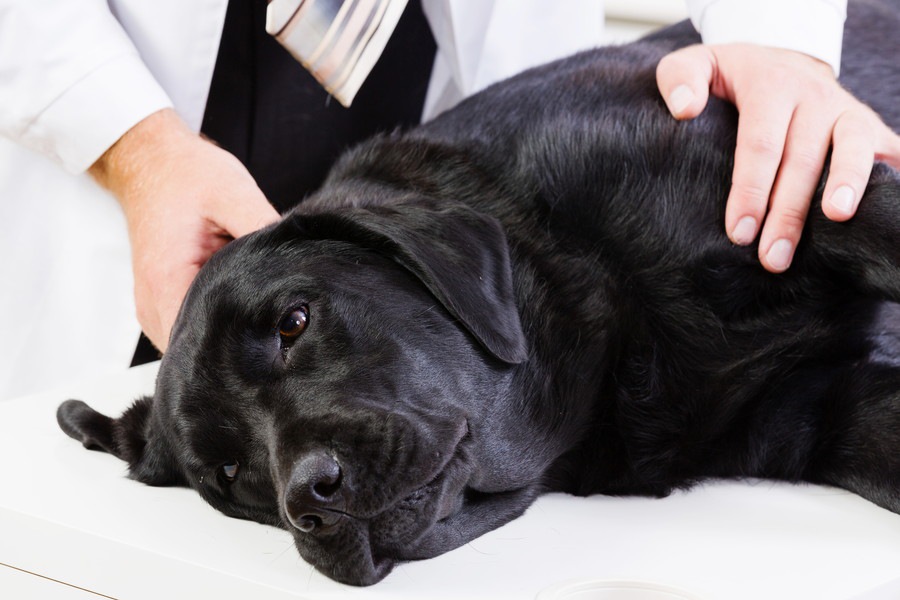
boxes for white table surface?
[2,362,900,599]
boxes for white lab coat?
[0,0,846,399]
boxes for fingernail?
[668,85,694,115]
[828,185,856,217]
[766,239,794,272]
[731,216,758,245]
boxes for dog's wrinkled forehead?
[186,229,306,312]
[166,200,527,387]
[172,228,355,345]
[164,218,456,387]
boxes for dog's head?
[58,199,555,585]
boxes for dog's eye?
[278,306,309,340]
[220,461,240,483]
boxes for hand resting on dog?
[658,43,900,273]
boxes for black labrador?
[58,0,900,587]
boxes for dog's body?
[59,0,900,587]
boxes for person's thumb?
[656,44,716,120]
[223,191,281,239]
[212,153,282,238]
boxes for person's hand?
[656,43,900,272]
[89,108,280,352]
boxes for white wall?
[605,0,688,43]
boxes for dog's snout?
[285,450,346,534]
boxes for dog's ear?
[289,201,528,364]
[57,397,181,486]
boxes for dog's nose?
[284,450,345,534]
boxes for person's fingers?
[218,189,281,238]
[656,44,715,119]
[757,108,833,272]
[660,43,896,274]
[724,98,793,248]
[134,220,230,353]
[153,263,202,352]
[821,109,876,222]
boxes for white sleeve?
[686,0,847,75]
[0,0,173,174]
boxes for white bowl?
[537,579,705,600]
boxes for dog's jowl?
[58,1,900,586]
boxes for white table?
[2,363,900,599]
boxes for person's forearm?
[89,108,191,204]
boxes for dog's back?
[323,0,900,272]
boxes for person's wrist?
[88,108,195,207]
[780,46,834,79]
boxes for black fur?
[58,1,900,587]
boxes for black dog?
[59,0,900,587]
